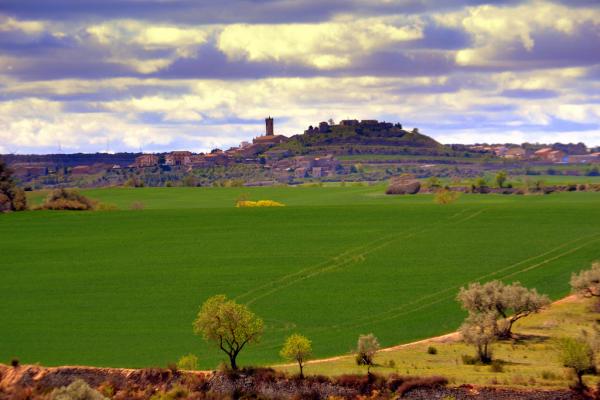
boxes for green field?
[1,187,600,369]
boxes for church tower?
[265,116,274,136]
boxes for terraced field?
[1,187,599,369]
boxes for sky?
[1,0,600,154]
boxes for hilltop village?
[3,117,600,189]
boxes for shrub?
[236,200,285,207]
[434,189,460,204]
[39,189,97,211]
[489,359,504,373]
[176,353,199,371]
[427,346,438,355]
[461,354,478,365]
[149,385,188,400]
[558,337,595,388]
[11,358,19,368]
[540,370,558,380]
[0,157,28,212]
[50,379,107,400]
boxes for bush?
[489,359,504,373]
[149,385,188,400]
[176,353,198,371]
[236,200,285,207]
[39,189,97,211]
[461,354,478,365]
[434,189,460,204]
[50,379,107,400]
[541,370,558,380]
[427,346,438,355]
[11,358,19,367]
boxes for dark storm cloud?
[1,0,527,24]
[152,43,317,80]
[345,50,457,77]
[491,23,600,70]
[500,89,559,99]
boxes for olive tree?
[457,280,550,339]
[280,334,312,378]
[571,262,600,299]
[193,294,263,370]
[355,333,380,375]
[460,312,497,363]
[558,337,595,388]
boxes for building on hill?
[135,154,159,168]
[503,147,527,159]
[165,151,192,166]
[265,116,274,136]
[253,116,288,146]
[189,152,231,168]
[535,148,566,162]
[568,153,600,164]
[253,135,286,145]
[71,164,111,175]
[340,119,359,126]
[319,121,330,133]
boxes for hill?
[269,120,448,157]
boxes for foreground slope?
[1,187,599,369]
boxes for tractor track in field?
[240,209,486,306]
[250,233,599,352]
[273,294,581,369]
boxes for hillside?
[269,120,448,157]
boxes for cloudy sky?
[1,0,600,154]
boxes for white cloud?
[437,1,600,67]
[217,17,423,69]
[0,15,45,35]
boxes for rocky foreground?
[0,363,594,399]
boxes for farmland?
[1,186,600,370]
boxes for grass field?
[2,187,600,370]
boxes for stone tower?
[265,116,274,136]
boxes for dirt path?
[274,294,580,368]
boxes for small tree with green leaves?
[558,337,595,388]
[355,334,380,375]
[193,294,263,370]
[495,171,507,188]
[280,334,312,378]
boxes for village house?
[165,151,192,166]
[568,153,600,164]
[503,147,527,159]
[535,148,566,162]
[134,154,159,168]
